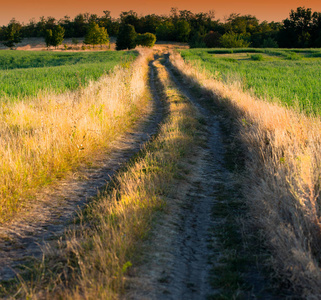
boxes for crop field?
[0,50,137,101]
[180,48,321,114]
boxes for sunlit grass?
[0,49,147,222]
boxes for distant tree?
[2,19,22,49]
[135,32,156,47]
[225,14,259,35]
[220,32,250,48]
[280,7,315,47]
[120,10,141,31]
[99,10,119,36]
[44,25,65,49]
[44,29,53,48]
[73,13,90,37]
[84,23,109,47]
[204,31,222,47]
[59,15,74,38]
[262,37,278,48]
[51,25,65,48]
[22,18,37,37]
[140,14,162,34]
[116,24,136,50]
[175,19,191,42]
[156,21,175,41]
[188,31,206,48]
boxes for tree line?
[1,7,321,49]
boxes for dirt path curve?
[0,61,165,282]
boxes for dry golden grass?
[169,51,321,297]
[0,48,152,223]
[11,56,199,299]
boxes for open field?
[180,48,321,114]
[0,50,137,101]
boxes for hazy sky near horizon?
[0,0,320,26]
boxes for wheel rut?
[127,54,279,299]
[0,60,165,282]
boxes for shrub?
[188,32,206,48]
[250,54,264,61]
[135,32,156,47]
[262,37,278,48]
[220,32,250,48]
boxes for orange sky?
[0,0,321,26]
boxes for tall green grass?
[0,50,138,101]
[180,48,321,114]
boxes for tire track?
[0,59,165,282]
[127,53,281,299]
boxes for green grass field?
[180,48,321,114]
[0,50,138,101]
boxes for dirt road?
[126,54,284,299]
[0,52,286,299]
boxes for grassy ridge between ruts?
[0,49,143,223]
[170,50,321,298]
[1,56,200,299]
[0,51,137,101]
[180,48,321,114]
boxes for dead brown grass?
[169,50,321,297]
[0,48,152,223]
[7,55,199,299]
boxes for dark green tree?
[99,10,119,36]
[120,10,141,31]
[135,32,156,47]
[44,29,53,48]
[204,31,222,47]
[188,31,206,48]
[175,19,191,42]
[73,13,90,37]
[51,25,65,48]
[280,7,314,47]
[59,15,74,38]
[2,19,22,49]
[44,25,65,49]
[116,24,136,50]
[84,23,109,47]
[156,21,175,41]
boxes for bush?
[116,24,136,50]
[188,32,206,48]
[250,54,264,61]
[135,32,156,47]
[220,32,250,48]
[262,37,278,48]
